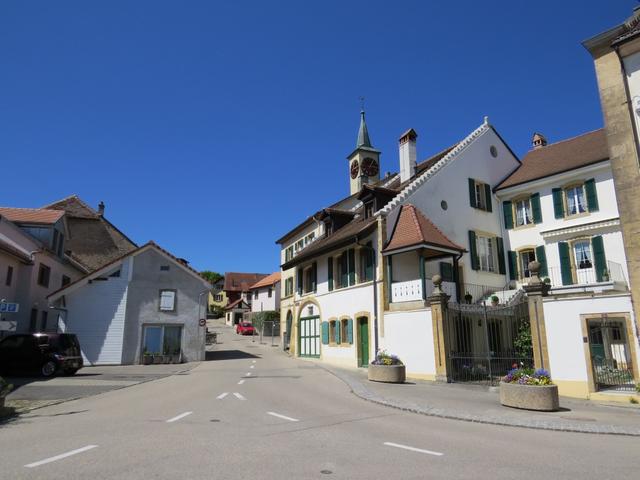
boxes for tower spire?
[357,103,372,148]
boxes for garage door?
[299,315,320,358]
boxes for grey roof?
[357,110,372,148]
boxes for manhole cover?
[320,470,332,475]
[210,419,220,422]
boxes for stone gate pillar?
[428,275,450,383]
[523,261,551,372]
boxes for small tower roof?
[357,110,372,148]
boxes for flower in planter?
[502,367,553,386]
[371,349,403,366]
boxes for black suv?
[0,333,83,377]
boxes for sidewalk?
[322,364,640,436]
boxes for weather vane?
[360,96,365,112]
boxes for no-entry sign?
[199,318,206,327]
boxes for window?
[469,178,492,212]
[284,277,294,297]
[143,325,183,355]
[285,246,294,262]
[29,308,38,332]
[304,267,314,293]
[334,249,355,289]
[160,265,170,271]
[565,185,587,216]
[514,199,533,227]
[359,244,374,282]
[364,201,374,219]
[254,290,258,299]
[573,240,593,269]
[37,264,51,287]
[329,320,337,344]
[109,270,121,278]
[518,249,536,279]
[268,287,272,298]
[40,311,48,331]
[476,235,497,273]
[5,266,13,286]
[340,319,349,345]
[159,290,176,311]
[61,275,71,287]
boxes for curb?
[322,365,640,437]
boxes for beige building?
[584,8,640,332]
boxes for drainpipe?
[355,237,379,355]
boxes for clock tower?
[347,109,381,195]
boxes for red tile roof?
[0,207,64,225]
[225,298,250,310]
[384,204,464,254]
[250,272,281,290]
[223,272,270,292]
[496,129,609,190]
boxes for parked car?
[0,333,83,377]
[236,322,255,336]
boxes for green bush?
[0,377,13,397]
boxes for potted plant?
[142,351,153,365]
[601,268,610,282]
[500,367,559,411]
[368,350,406,383]
[464,292,473,304]
[0,376,13,410]
[491,295,499,307]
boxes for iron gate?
[444,298,533,385]
[588,318,635,392]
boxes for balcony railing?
[544,261,627,289]
[390,279,458,303]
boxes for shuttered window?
[552,188,565,219]
[159,290,176,311]
[535,245,548,277]
[503,201,513,230]
[558,242,573,286]
[584,178,599,212]
[469,178,491,211]
[328,256,334,291]
[592,235,607,282]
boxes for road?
[0,327,636,480]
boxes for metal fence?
[588,320,635,392]
[445,298,533,385]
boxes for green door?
[358,318,369,367]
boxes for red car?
[236,322,255,335]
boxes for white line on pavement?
[233,392,246,400]
[166,411,193,423]
[250,365,255,369]
[267,411,299,422]
[237,379,245,385]
[25,445,99,468]
[217,392,229,399]
[252,360,256,363]
[383,442,444,457]
[245,372,252,376]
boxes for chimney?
[399,129,418,183]
[532,132,547,149]
[97,201,105,216]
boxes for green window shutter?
[558,242,573,285]
[585,178,599,212]
[507,251,517,281]
[327,257,333,291]
[531,193,542,224]
[365,242,374,281]
[348,248,356,285]
[468,178,476,208]
[321,322,329,345]
[334,321,341,344]
[468,230,479,270]
[296,268,303,295]
[496,237,506,275]
[439,262,453,282]
[592,235,607,282]
[535,245,548,277]
[552,188,565,219]
[484,184,492,212]
[502,201,513,230]
[347,318,353,344]
[312,262,317,292]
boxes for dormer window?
[324,219,333,236]
[364,201,374,219]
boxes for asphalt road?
[0,328,636,480]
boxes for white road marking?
[383,442,443,456]
[252,360,256,363]
[245,372,252,376]
[233,392,246,400]
[217,392,229,399]
[250,365,255,369]
[166,411,193,423]
[237,379,245,385]
[267,411,299,422]
[25,445,98,468]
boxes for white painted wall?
[386,127,520,290]
[542,294,637,383]
[382,309,436,377]
[60,259,131,365]
[250,281,280,313]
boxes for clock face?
[350,160,359,179]
[361,157,379,177]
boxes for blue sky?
[0,1,634,274]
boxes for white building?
[249,272,281,313]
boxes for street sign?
[0,320,17,331]
[0,302,19,313]
[199,318,206,327]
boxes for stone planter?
[170,354,181,364]
[500,382,560,412]
[142,355,153,365]
[368,364,406,383]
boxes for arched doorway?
[284,310,293,351]
[298,303,320,358]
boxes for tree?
[201,271,223,285]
